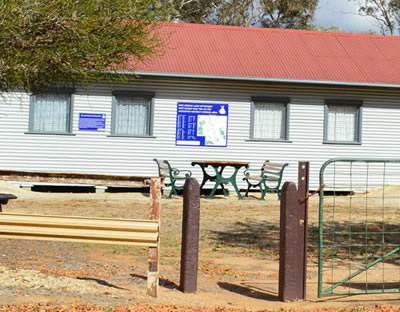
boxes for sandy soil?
[0,181,399,311]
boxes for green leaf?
[0,0,167,92]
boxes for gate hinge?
[298,184,325,203]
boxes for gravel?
[0,266,126,297]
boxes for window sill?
[323,141,361,145]
[25,132,76,136]
[246,139,292,143]
[107,135,156,138]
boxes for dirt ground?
[0,181,399,311]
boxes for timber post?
[179,178,200,293]
[147,177,161,297]
[279,161,309,302]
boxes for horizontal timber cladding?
[1,76,400,191]
[0,213,159,247]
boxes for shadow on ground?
[77,277,127,290]
[210,221,280,252]
[217,282,279,301]
[209,220,400,261]
[130,273,179,290]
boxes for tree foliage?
[162,0,217,23]
[350,0,400,35]
[313,25,345,32]
[159,0,318,29]
[260,0,318,29]
[214,0,261,27]
[0,0,165,93]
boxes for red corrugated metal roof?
[129,22,400,86]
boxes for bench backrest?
[153,158,172,178]
[262,161,289,184]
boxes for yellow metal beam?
[0,213,159,247]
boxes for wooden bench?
[153,158,192,198]
[243,161,288,200]
[0,177,161,297]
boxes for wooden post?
[279,161,309,302]
[147,177,161,297]
[180,178,200,293]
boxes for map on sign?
[176,102,229,147]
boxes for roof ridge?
[160,21,400,40]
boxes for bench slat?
[263,162,287,168]
[263,169,282,175]
[265,176,280,181]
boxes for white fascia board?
[112,70,400,89]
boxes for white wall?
[1,77,400,191]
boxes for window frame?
[249,96,291,142]
[28,88,74,135]
[323,99,363,145]
[111,90,155,138]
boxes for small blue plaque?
[79,113,106,131]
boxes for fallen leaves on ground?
[0,303,400,312]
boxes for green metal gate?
[318,158,400,297]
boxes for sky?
[314,0,381,34]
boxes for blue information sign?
[79,113,106,131]
[176,102,229,147]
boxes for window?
[251,96,290,140]
[324,100,362,144]
[112,91,154,136]
[29,91,73,134]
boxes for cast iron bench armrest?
[172,168,192,178]
[243,168,262,176]
[153,158,192,198]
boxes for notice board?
[79,113,106,131]
[176,102,229,147]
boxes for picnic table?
[191,160,249,200]
[0,193,17,212]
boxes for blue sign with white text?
[79,113,106,131]
[175,102,229,147]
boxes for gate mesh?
[318,158,400,297]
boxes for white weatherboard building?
[2,23,400,191]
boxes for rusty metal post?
[298,161,309,299]
[147,177,161,297]
[180,178,200,293]
[279,161,309,302]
